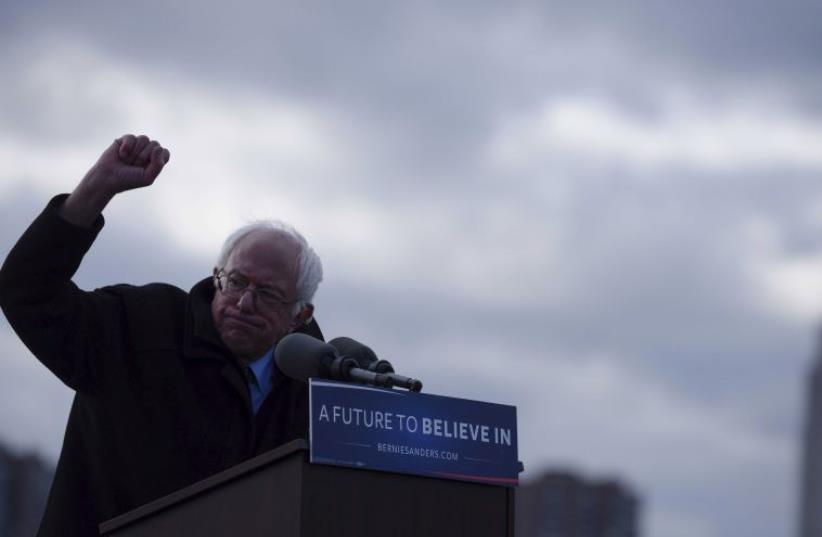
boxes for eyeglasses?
[215,270,297,308]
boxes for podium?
[99,439,515,537]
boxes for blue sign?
[309,379,518,486]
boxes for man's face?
[211,230,305,364]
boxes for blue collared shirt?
[245,347,275,414]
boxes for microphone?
[275,333,394,389]
[327,336,388,371]
[328,337,423,392]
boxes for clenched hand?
[96,134,171,194]
[59,134,172,227]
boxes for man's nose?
[236,289,256,312]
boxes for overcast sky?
[2,2,822,536]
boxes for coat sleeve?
[0,194,121,392]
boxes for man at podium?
[0,134,324,537]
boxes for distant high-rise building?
[0,443,54,537]
[516,470,640,537]
[0,446,13,537]
[800,341,822,537]
[8,453,53,537]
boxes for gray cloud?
[1,2,820,536]
[4,0,821,173]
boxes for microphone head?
[328,336,378,368]
[275,333,337,381]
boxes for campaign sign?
[309,379,518,486]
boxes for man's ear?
[292,304,314,329]
[212,267,219,288]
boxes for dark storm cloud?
[1,2,819,536]
[317,161,816,433]
[4,0,821,181]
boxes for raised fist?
[91,134,171,196]
[57,134,172,227]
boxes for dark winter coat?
[0,196,322,537]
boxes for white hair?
[215,220,323,315]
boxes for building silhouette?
[516,470,640,537]
[800,338,822,537]
[0,444,54,537]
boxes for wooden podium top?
[100,439,308,535]
[100,438,513,537]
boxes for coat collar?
[182,277,231,362]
